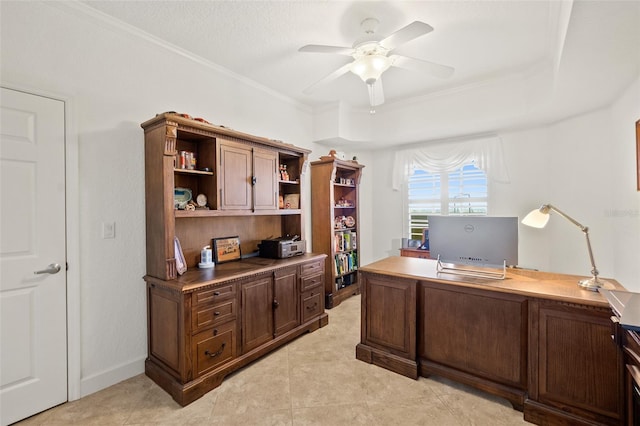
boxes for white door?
[0,88,67,426]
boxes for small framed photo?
[213,236,241,263]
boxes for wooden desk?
[356,256,625,426]
[399,247,430,259]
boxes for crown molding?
[48,1,312,114]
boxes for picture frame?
[283,193,300,209]
[213,236,241,263]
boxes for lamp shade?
[521,208,550,228]
[350,54,392,84]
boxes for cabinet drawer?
[194,283,236,305]
[192,298,237,332]
[193,321,237,377]
[300,273,323,292]
[300,260,323,277]
[302,289,323,323]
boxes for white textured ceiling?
[77,0,640,146]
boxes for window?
[407,163,488,240]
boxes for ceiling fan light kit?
[350,54,392,85]
[299,18,454,112]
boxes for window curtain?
[392,136,510,190]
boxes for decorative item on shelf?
[193,117,211,124]
[174,187,192,210]
[522,203,614,291]
[335,197,353,207]
[195,193,209,210]
[334,216,346,229]
[174,237,187,275]
[321,149,347,161]
[279,164,290,181]
[344,216,356,228]
[159,111,192,119]
[283,193,299,209]
[175,151,196,170]
[278,195,284,209]
[335,177,355,186]
[185,201,196,211]
[212,236,242,264]
[198,245,215,269]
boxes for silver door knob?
[34,263,61,275]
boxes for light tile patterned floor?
[17,295,531,425]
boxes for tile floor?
[17,295,530,425]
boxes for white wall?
[1,2,319,398]
[370,76,640,290]
[609,77,640,290]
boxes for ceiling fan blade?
[302,62,353,94]
[379,21,434,51]
[298,45,354,56]
[367,79,385,106]
[390,54,454,79]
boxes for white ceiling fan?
[299,18,455,112]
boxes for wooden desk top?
[360,256,625,308]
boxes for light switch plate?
[102,222,115,239]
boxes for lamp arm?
[546,204,599,279]
[545,204,587,232]
[583,230,599,279]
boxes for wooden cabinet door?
[526,300,623,425]
[219,139,252,210]
[241,275,274,353]
[273,267,299,336]
[253,148,278,210]
[362,273,416,359]
[419,282,528,390]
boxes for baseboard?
[79,355,146,398]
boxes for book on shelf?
[334,252,358,276]
[334,231,357,252]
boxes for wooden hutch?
[141,113,327,406]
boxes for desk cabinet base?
[357,260,624,426]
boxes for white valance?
[392,136,510,190]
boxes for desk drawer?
[193,321,236,377]
[301,273,323,292]
[302,288,322,322]
[300,260,323,277]
[192,298,237,333]
[194,283,236,305]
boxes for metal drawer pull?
[213,291,220,296]
[205,343,226,358]
[306,303,318,310]
[34,263,61,275]
[214,311,220,316]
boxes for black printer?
[259,236,305,259]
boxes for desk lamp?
[521,204,612,291]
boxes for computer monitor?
[428,215,518,268]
